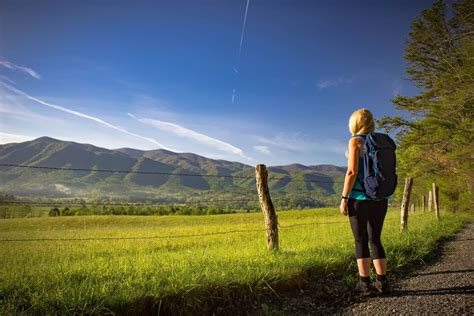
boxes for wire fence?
[0,199,258,207]
[0,163,345,184]
[0,196,312,207]
[1,162,428,245]
[0,216,419,243]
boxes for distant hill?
[0,137,345,206]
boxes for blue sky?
[0,0,435,166]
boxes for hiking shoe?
[373,278,391,295]
[355,280,372,296]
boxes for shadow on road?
[412,269,474,277]
[392,285,474,297]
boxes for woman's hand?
[340,199,348,216]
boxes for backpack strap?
[351,134,366,141]
[350,134,367,192]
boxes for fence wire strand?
[0,163,345,184]
[0,215,425,243]
[0,199,258,207]
[0,194,327,207]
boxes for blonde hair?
[348,108,375,135]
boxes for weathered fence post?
[256,164,279,251]
[432,183,440,221]
[400,177,413,230]
[428,191,433,212]
[422,195,426,212]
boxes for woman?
[340,108,390,296]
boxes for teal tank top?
[348,134,371,200]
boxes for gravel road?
[246,222,473,315]
[343,222,473,315]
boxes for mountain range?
[0,137,346,205]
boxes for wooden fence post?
[428,191,433,212]
[400,177,413,231]
[432,183,440,221]
[256,164,279,251]
[422,195,426,212]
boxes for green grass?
[0,208,466,314]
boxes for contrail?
[231,88,236,104]
[238,0,251,62]
[129,113,250,159]
[232,0,250,104]
[0,82,175,151]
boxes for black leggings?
[348,198,388,259]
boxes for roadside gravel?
[244,222,473,315]
[343,222,473,315]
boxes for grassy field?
[0,208,466,314]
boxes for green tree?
[379,0,473,211]
[62,207,72,216]
[49,208,60,217]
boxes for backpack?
[357,132,397,200]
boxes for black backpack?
[358,132,397,200]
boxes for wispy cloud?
[0,86,68,125]
[129,113,249,159]
[0,93,62,124]
[254,145,270,155]
[257,132,346,154]
[316,77,354,90]
[0,82,174,151]
[0,132,35,144]
[0,75,15,84]
[0,60,41,79]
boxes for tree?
[379,0,473,212]
[62,207,72,216]
[49,208,60,217]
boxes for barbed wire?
[0,193,330,207]
[0,163,254,178]
[0,227,268,242]
[279,216,402,229]
[0,163,345,184]
[0,215,428,243]
[0,198,259,207]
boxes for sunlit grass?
[0,208,465,314]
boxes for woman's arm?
[342,137,362,197]
[340,137,363,215]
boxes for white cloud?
[0,75,14,84]
[0,60,41,79]
[129,113,249,159]
[0,132,35,144]
[317,77,354,90]
[0,82,175,151]
[257,132,346,154]
[254,145,270,155]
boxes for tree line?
[379,0,473,212]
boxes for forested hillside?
[0,137,345,208]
